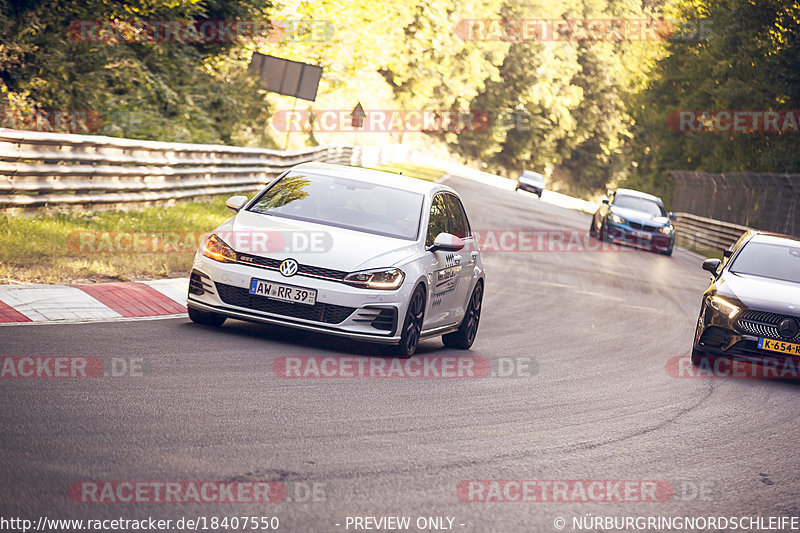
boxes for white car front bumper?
[187,254,412,344]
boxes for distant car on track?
[590,188,676,255]
[187,162,485,357]
[691,230,800,366]
[515,170,545,197]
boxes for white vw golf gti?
[187,162,485,356]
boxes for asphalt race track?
[2,175,799,532]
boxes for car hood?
[214,211,420,272]
[610,206,669,226]
[718,272,800,314]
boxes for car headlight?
[609,213,626,224]
[201,234,236,263]
[708,295,740,319]
[344,268,405,290]
[658,225,673,235]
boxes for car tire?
[442,281,483,350]
[188,307,226,327]
[392,285,426,358]
[589,218,599,239]
[599,220,608,242]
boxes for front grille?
[215,283,355,324]
[298,264,348,280]
[236,253,348,281]
[237,254,282,269]
[737,310,800,342]
[627,221,657,232]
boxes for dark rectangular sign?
[249,53,322,102]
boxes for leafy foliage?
[625,0,800,203]
[2,0,797,201]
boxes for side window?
[723,231,753,268]
[444,194,470,238]
[426,194,449,247]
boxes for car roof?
[613,188,664,203]
[748,231,800,247]
[289,162,448,195]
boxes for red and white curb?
[0,278,188,325]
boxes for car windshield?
[248,172,424,240]
[612,195,666,217]
[729,241,800,284]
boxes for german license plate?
[249,278,316,306]
[758,337,800,356]
[632,230,652,240]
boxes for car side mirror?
[225,195,248,212]
[602,199,610,205]
[702,258,721,275]
[668,211,676,221]
[429,232,465,252]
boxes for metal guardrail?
[673,212,751,253]
[0,129,357,208]
[0,129,758,254]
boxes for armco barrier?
[0,129,754,252]
[0,129,358,208]
[673,212,750,253]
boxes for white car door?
[422,193,462,329]
[443,193,476,321]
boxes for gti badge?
[279,258,299,277]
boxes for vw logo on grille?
[777,317,799,339]
[279,258,299,277]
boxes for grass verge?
[367,162,449,182]
[0,199,234,284]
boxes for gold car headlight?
[201,234,236,263]
[709,295,740,319]
[344,268,405,290]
